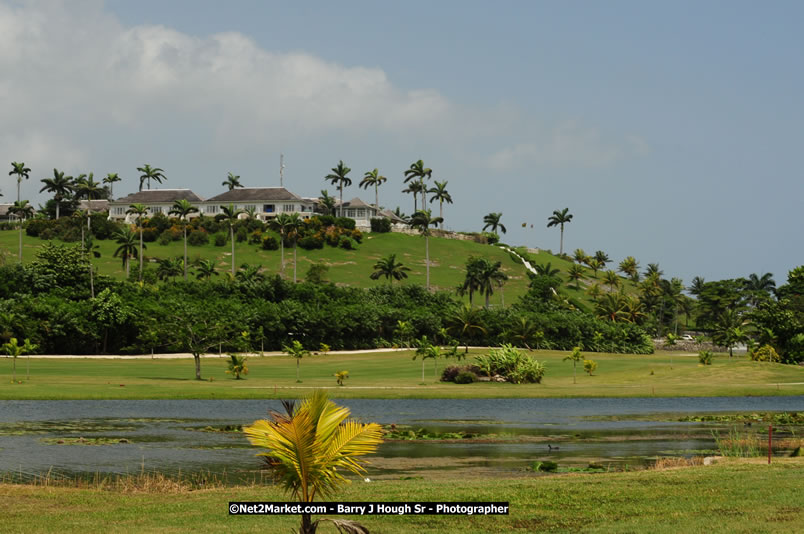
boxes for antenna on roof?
[280,153,285,187]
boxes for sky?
[1,0,802,285]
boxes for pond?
[1,397,802,482]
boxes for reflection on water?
[0,397,801,481]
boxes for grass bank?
[3,349,803,399]
[1,459,801,533]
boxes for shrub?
[583,359,597,375]
[235,226,248,243]
[482,232,499,244]
[699,350,713,365]
[338,236,357,250]
[25,219,49,237]
[261,235,279,250]
[213,232,227,247]
[141,227,158,242]
[318,215,335,227]
[351,229,363,243]
[298,235,324,250]
[474,345,545,384]
[751,344,780,362]
[187,229,209,246]
[441,364,480,382]
[454,371,476,384]
[370,217,392,233]
[305,262,329,284]
[335,217,356,230]
[248,230,263,245]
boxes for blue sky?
[2,0,802,285]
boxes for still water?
[1,397,801,481]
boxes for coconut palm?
[409,209,443,290]
[83,234,102,298]
[404,159,433,207]
[269,213,294,277]
[602,270,620,292]
[282,339,310,383]
[446,304,487,353]
[546,207,573,255]
[8,198,34,263]
[618,256,640,282]
[567,264,586,290]
[587,283,603,301]
[243,205,257,219]
[317,190,336,216]
[103,173,121,198]
[593,250,610,270]
[689,276,706,298]
[572,248,588,265]
[127,203,149,281]
[73,173,103,230]
[220,204,244,276]
[169,199,198,280]
[370,254,411,283]
[243,391,383,534]
[324,161,352,217]
[533,262,561,278]
[226,354,248,379]
[222,172,243,191]
[482,212,506,234]
[712,309,747,358]
[428,180,452,227]
[644,262,663,279]
[359,168,387,210]
[402,180,425,214]
[112,227,139,278]
[2,337,36,383]
[744,273,776,306]
[9,162,31,261]
[39,169,74,219]
[236,263,265,285]
[586,258,603,278]
[193,259,219,280]
[476,259,508,308]
[596,293,630,323]
[460,257,487,306]
[137,164,166,191]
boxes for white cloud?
[486,120,650,171]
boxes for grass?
[2,349,803,399]
[0,459,802,533]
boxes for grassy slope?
[3,350,803,399]
[1,459,802,533]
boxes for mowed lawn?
[3,350,803,399]
[1,459,802,533]
[0,230,535,307]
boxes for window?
[356,209,366,218]
[151,206,162,214]
[206,205,218,214]
[244,204,256,212]
[283,204,295,212]
[115,207,124,215]
[263,204,275,213]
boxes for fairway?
[3,349,803,399]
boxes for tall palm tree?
[39,169,74,219]
[409,209,443,290]
[103,173,121,198]
[169,199,198,280]
[593,250,610,270]
[404,159,433,207]
[476,260,508,308]
[402,180,425,213]
[317,190,336,216]
[428,180,452,227]
[324,161,352,217]
[9,162,31,262]
[222,172,243,191]
[193,259,219,280]
[84,234,102,298]
[370,254,411,283]
[546,207,573,255]
[269,213,294,277]
[112,227,139,278]
[137,164,166,191]
[220,204,244,276]
[127,203,149,281]
[482,212,506,234]
[243,391,383,534]
[8,200,34,261]
[359,168,387,210]
[74,173,103,230]
[644,262,663,279]
[285,213,304,283]
[689,276,706,298]
[461,257,487,306]
[744,273,776,306]
[567,264,586,290]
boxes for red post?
[768,425,772,464]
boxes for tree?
[9,162,31,261]
[564,346,583,384]
[644,263,664,279]
[409,209,443,290]
[73,173,103,230]
[447,304,487,353]
[404,159,433,207]
[586,258,603,278]
[744,273,776,307]
[243,391,382,534]
[324,161,352,217]
[566,263,586,290]
[103,172,121,198]
[283,339,310,382]
[596,293,630,323]
[534,262,561,278]
[572,249,588,264]
[428,180,452,227]
[317,190,336,216]
[220,204,244,276]
[334,370,349,386]
[482,212,506,234]
[402,180,425,213]
[712,309,747,358]
[39,168,74,219]
[618,256,640,282]
[226,354,248,379]
[593,250,610,270]
[546,208,573,255]
[413,336,444,382]
[193,259,219,280]
[3,337,36,382]
[359,168,387,210]
[476,259,508,308]
[370,254,411,283]
[269,213,294,278]
[602,270,620,292]
[127,203,149,281]
[222,172,243,191]
[236,263,265,286]
[156,257,184,281]
[285,213,304,283]
[166,303,232,380]
[112,227,139,278]
[137,164,166,191]
[8,199,34,262]
[461,257,487,306]
[689,276,706,298]
[169,199,198,280]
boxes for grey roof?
[379,209,407,223]
[114,189,204,203]
[337,197,376,209]
[206,187,304,203]
[0,204,11,217]
[79,199,109,211]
